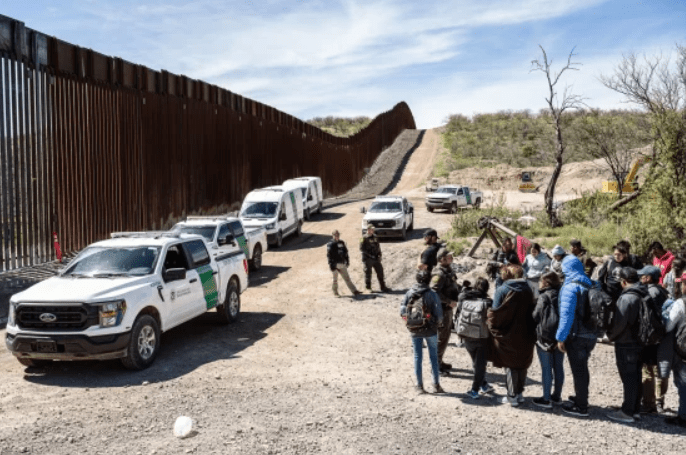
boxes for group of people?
[400,233,686,429]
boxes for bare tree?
[531,46,586,226]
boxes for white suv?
[361,196,414,239]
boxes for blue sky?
[4,0,685,128]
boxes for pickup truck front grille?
[371,220,395,228]
[16,304,99,331]
[428,198,448,204]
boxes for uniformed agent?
[418,228,441,274]
[431,247,460,373]
[327,230,362,297]
[360,225,391,292]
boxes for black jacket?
[327,240,350,271]
[420,243,441,274]
[532,285,561,348]
[360,234,381,260]
[607,283,645,344]
[598,257,631,301]
[488,247,520,277]
[431,265,461,308]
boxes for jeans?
[536,344,565,401]
[615,343,643,415]
[412,334,440,387]
[437,306,454,363]
[565,336,596,410]
[463,338,489,392]
[673,357,686,419]
[506,368,527,398]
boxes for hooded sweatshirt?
[492,278,531,309]
[556,255,596,342]
[400,283,443,338]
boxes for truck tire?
[296,222,302,237]
[474,198,481,209]
[450,203,458,214]
[17,358,51,368]
[317,202,322,214]
[401,225,407,240]
[408,216,414,231]
[249,244,262,271]
[121,314,160,370]
[217,278,240,324]
[304,208,310,221]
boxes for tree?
[577,110,651,198]
[600,45,686,248]
[531,46,586,226]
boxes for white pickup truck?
[5,232,249,370]
[425,185,483,213]
[361,195,414,239]
[171,216,268,271]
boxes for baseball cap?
[436,247,452,260]
[619,267,639,283]
[637,265,661,282]
[424,228,439,238]
[676,272,686,283]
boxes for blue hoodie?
[556,255,597,342]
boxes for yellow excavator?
[601,155,651,194]
[518,171,537,192]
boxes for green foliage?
[307,116,371,137]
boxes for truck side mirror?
[163,268,186,283]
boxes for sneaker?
[466,389,480,399]
[607,410,635,424]
[550,396,563,405]
[381,286,392,293]
[517,393,525,403]
[532,397,552,409]
[639,405,658,415]
[333,292,341,297]
[414,385,426,395]
[562,403,589,417]
[479,383,495,395]
[656,402,665,414]
[568,395,577,404]
[665,416,686,428]
[353,290,362,296]
[365,287,373,293]
[431,383,446,394]
[633,413,641,421]
[500,396,519,407]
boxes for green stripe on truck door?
[197,264,219,309]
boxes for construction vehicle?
[518,171,537,192]
[601,155,651,194]
[425,178,440,192]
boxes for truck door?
[456,188,466,206]
[229,220,250,258]
[281,194,295,235]
[183,240,219,315]
[161,244,201,327]
[464,187,472,205]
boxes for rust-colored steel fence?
[0,15,416,272]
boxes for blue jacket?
[492,279,531,309]
[556,255,596,342]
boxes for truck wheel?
[401,225,407,240]
[121,315,160,370]
[317,202,322,214]
[249,245,262,271]
[304,208,310,221]
[217,278,240,324]
[427,207,434,213]
[474,198,481,209]
[274,231,283,248]
[296,222,302,237]
[17,358,51,368]
[408,216,414,231]
[450,203,458,214]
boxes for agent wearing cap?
[418,228,441,274]
[606,267,649,423]
[638,265,671,414]
[359,225,390,292]
[327,230,362,298]
[570,239,597,278]
[431,247,461,373]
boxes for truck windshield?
[436,188,457,194]
[241,202,278,218]
[171,225,216,241]
[62,246,161,277]
[369,201,401,212]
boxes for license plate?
[36,341,57,353]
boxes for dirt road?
[0,129,684,454]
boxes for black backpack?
[576,281,615,333]
[625,287,665,346]
[536,292,559,350]
[406,290,431,333]
[675,317,686,360]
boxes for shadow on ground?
[249,265,291,287]
[21,311,284,388]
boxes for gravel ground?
[0,129,684,454]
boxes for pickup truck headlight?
[265,222,276,230]
[395,218,404,227]
[8,302,16,326]
[99,300,127,328]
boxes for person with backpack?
[665,273,686,427]
[431,248,461,374]
[555,255,597,417]
[649,241,675,285]
[606,267,652,423]
[532,271,564,408]
[488,264,536,407]
[638,266,671,414]
[597,244,635,303]
[400,270,445,394]
[456,277,495,399]
[522,243,551,300]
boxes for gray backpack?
[456,298,490,338]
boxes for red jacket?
[653,250,675,284]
